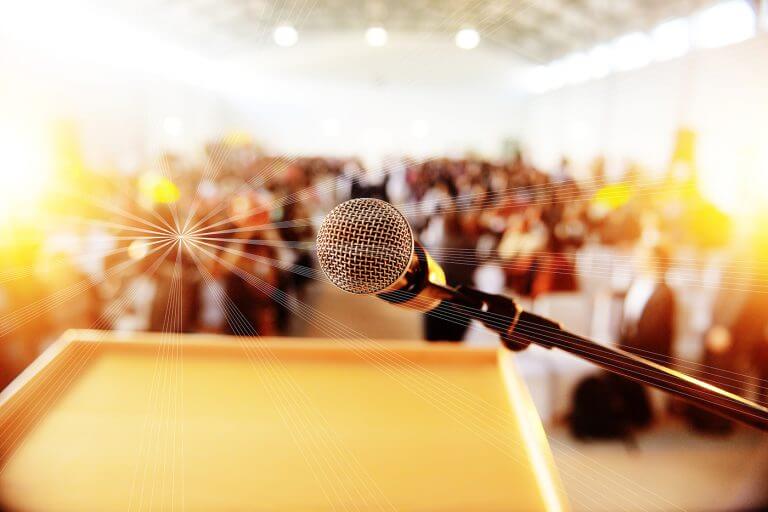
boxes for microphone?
[316,198,768,431]
[316,197,451,312]
[316,198,558,342]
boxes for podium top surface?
[0,330,565,511]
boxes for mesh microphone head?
[316,198,414,294]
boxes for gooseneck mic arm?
[438,284,768,432]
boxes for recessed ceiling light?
[651,18,690,61]
[563,52,590,84]
[586,45,613,79]
[365,26,388,47]
[455,28,480,50]
[611,32,652,71]
[692,0,756,49]
[273,25,298,47]
[545,59,567,90]
[525,65,555,94]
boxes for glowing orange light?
[0,125,51,223]
[138,173,180,204]
[228,192,270,228]
[127,239,150,260]
[592,183,633,210]
[223,131,253,147]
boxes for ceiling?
[110,0,718,62]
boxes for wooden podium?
[0,330,566,511]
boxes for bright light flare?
[610,32,652,71]
[0,126,51,222]
[365,27,388,47]
[586,45,612,79]
[651,18,690,61]
[138,173,180,204]
[693,0,756,49]
[562,52,590,84]
[274,25,298,47]
[524,65,555,94]
[592,183,633,211]
[455,29,480,50]
[698,142,768,221]
[128,239,151,260]
[0,1,215,89]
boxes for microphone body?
[377,242,450,312]
[316,198,768,431]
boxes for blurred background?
[2,0,768,509]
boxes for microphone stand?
[430,283,768,432]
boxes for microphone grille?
[316,198,414,294]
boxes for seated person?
[569,245,676,438]
[616,244,676,426]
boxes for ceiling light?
[522,60,567,93]
[586,45,612,79]
[525,66,555,93]
[692,0,756,49]
[273,25,298,47]
[651,18,690,61]
[611,32,652,71]
[365,26,388,47]
[455,28,480,50]
[546,59,567,90]
[562,52,590,84]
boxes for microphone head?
[316,198,414,294]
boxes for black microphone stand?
[435,284,768,432]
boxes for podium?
[0,330,566,511]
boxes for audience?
[0,138,765,436]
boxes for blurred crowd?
[1,138,767,436]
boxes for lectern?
[0,330,565,511]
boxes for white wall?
[234,82,523,166]
[226,31,768,190]
[225,33,528,165]
[517,35,768,214]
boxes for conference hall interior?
[1,0,768,510]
